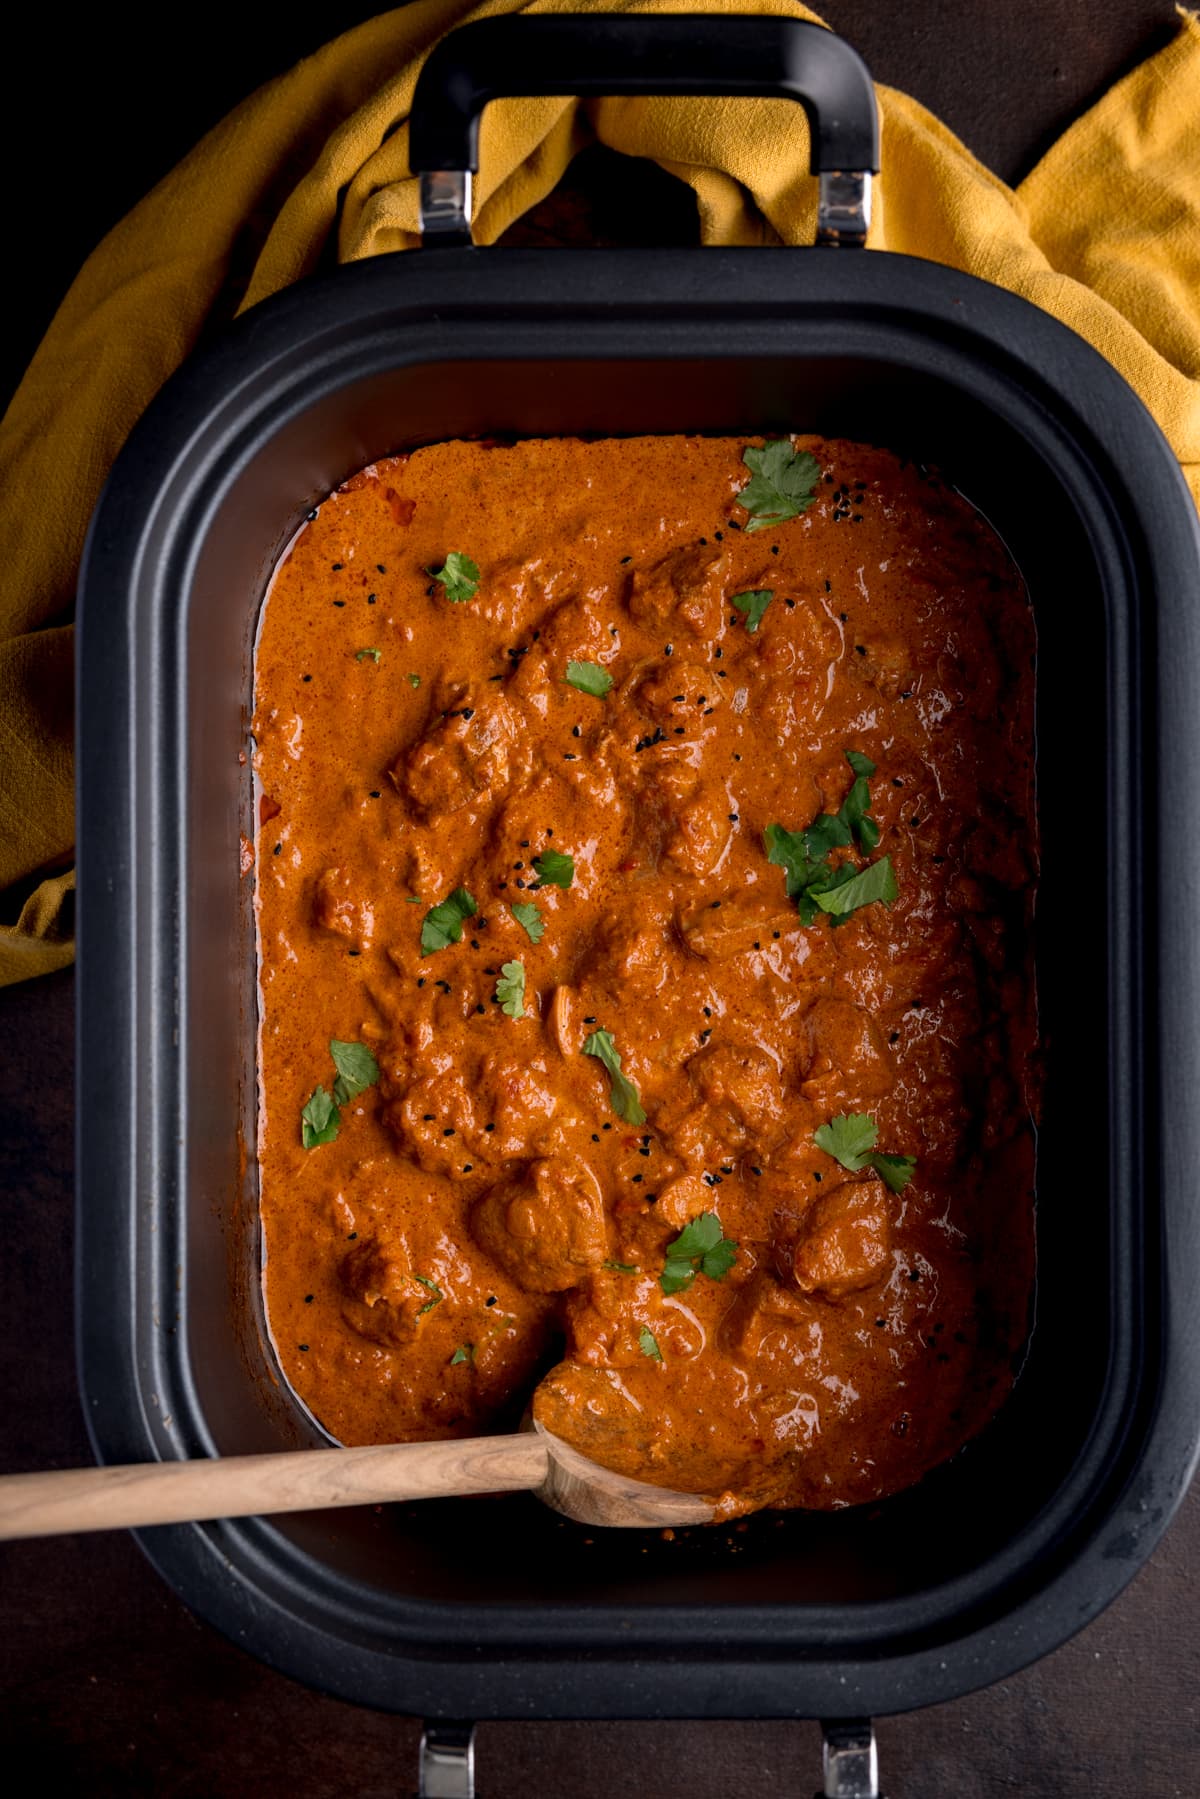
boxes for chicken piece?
[665,787,734,878]
[338,1236,428,1345]
[312,866,375,951]
[471,1158,607,1293]
[626,543,727,640]
[659,1040,784,1165]
[788,1178,891,1298]
[679,888,795,961]
[475,1052,562,1160]
[656,1173,715,1231]
[798,998,893,1110]
[637,661,724,728]
[580,901,673,995]
[392,692,526,819]
[690,1040,783,1137]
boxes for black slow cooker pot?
[76,8,1200,1755]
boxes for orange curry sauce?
[252,435,1037,1517]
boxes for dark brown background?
[2,4,1197,1793]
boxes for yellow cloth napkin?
[2,0,1198,986]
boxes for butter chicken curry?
[252,434,1037,1518]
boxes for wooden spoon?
[0,1423,716,1540]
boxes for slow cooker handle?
[409,13,878,249]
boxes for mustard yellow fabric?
[2,0,1198,985]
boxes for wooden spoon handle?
[0,1434,548,1540]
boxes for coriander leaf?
[511,901,545,944]
[330,1039,380,1106]
[730,588,774,633]
[565,659,613,698]
[532,848,574,890]
[413,1273,443,1315]
[582,1027,646,1126]
[814,1113,917,1193]
[845,749,876,778]
[420,887,477,956]
[813,854,898,916]
[803,811,853,862]
[667,1213,723,1259]
[659,1211,737,1293]
[639,1326,663,1361]
[450,1344,474,1366]
[301,1084,340,1149]
[604,1259,639,1274]
[736,440,822,532]
[764,822,825,900]
[408,672,421,689]
[495,960,526,1020]
[813,1112,878,1172]
[701,1239,738,1282]
[869,1151,917,1195]
[355,647,381,664]
[428,552,480,603]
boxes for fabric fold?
[1,0,1197,984]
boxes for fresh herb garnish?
[735,439,822,532]
[428,553,480,603]
[604,1259,639,1274]
[765,748,894,925]
[582,1028,646,1126]
[330,1039,380,1106]
[408,672,421,689]
[511,901,545,944]
[532,848,574,890]
[812,856,898,918]
[355,647,381,664]
[659,1212,738,1294]
[565,659,613,698]
[413,1274,443,1316]
[730,588,774,633]
[639,1326,663,1361]
[300,1040,381,1148]
[450,1344,475,1366]
[813,1112,916,1194]
[300,1084,340,1149]
[495,960,526,1019]
[420,887,478,956]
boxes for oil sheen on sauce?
[252,435,1037,1517]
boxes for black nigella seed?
[307,508,319,521]
[474,1004,484,1016]
[603,1122,612,1131]
[305,1294,314,1304]
[332,562,343,570]
[376,563,386,573]
[620,555,632,564]
[273,843,282,856]
[299,1344,309,1352]
[417,978,426,989]
[664,644,674,656]
[592,1133,600,1143]
[347,949,360,958]
[443,1128,455,1137]
[632,1174,643,1184]
[367,593,376,604]
[572,725,581,738]
[463,1164,473,1173]
[485,1123,495,1133]
[856,644,866,656]
[423,1113,434,1121]
[771,545,780,555]
[333,600,345,608]
[302,674,312,683]
[703,1007,712,1018]
[564,753,577,761]
[470,939,480,950]
[639,1147,650,1158]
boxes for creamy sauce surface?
[252,434,1037,1516]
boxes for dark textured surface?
[2,2,1198,1792]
